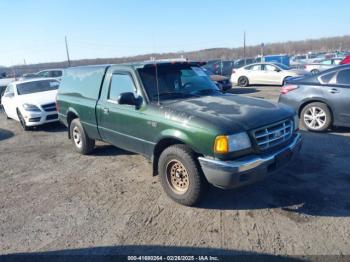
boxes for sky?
[0,0,349,66]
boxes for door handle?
[103,108,109,114]
[329,88,340,94]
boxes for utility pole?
[260,43,264,57]
[243,31,246,65]
[65,36,71,67]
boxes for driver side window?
[250,65,262,71]
[265,64,278,71]
[335,69,350,85]
[38,71,50,77]
[321,60,332,65]
[109,73,136,102]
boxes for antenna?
[152,34,160,106]
[154,62,160,106]
[65,36,71,67]
[243,31,246,65]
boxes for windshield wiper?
[151,92,199,100]
[191,89,219,95]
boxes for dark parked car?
[233,58,257,69]
[279,65,350,132]
[202,67,232,92]
[203,59,220,73]
[203,60,235,77]
[57,61,301,206]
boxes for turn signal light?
[214,136,229,154]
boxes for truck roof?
[66,61,204,71]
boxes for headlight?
[294,115,299,131]
[22,103,41,112]
[214,132,251,154]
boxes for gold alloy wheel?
[72,126,82,148]
[166,160,190,194]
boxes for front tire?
[238,76,249,87]
[301,102,332,132]
[69,118,95,154]
[158,144,208,206]
[17,110,30,131]
[4,109,10,120]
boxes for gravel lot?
[1,86,350,258]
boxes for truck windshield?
[138,64,219,102]
[17,80,59,95]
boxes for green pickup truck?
[56,61,302,206]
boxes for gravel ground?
[1,86,350,258]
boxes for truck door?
[96,69,147,154]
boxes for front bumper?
[198,133,302,189]
[22,111,59,126]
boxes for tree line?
[2,35,350,76]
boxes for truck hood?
[16,90,57,106]
[161,94,294,133]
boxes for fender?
[298,96,335,116]
[155,128,200,154]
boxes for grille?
[253,119,293,150]
[29,117,41,122]
[41,103,56,112]
[46,114,58,121]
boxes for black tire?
[69,118,95,154]
[4,109,10,120]
[300,102,332,132]
[238,76,249,87]
[311,69,319,75]
[158,144,208,206]
[17,110,30,131]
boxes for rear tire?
[311,69,319,75]
[4,110,10,120]
[238,76,249,87]
[300,102,332,132]
[69,118,95,154]
[158,144,208,206]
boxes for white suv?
[36,69,64,81]
[1,78,60,130]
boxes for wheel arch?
[15,107,22,121]
[298,99,334,124]
[66,109,80,138]
[152,136,200,177]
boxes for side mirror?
[275,68,281,72]
[118,92,142,108]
